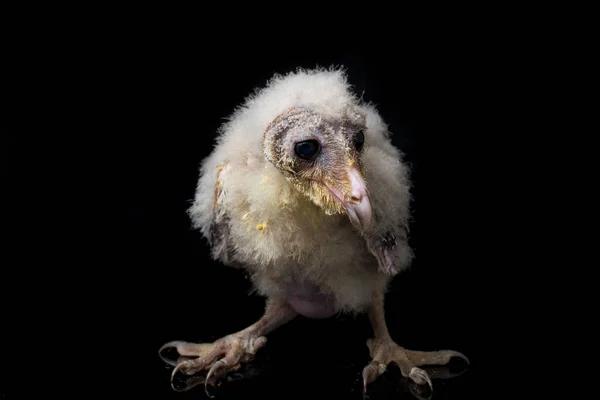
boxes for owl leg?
[159,298,296,396]
[361,293,469,398]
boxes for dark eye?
[294,140,320,160]
[354,130,365,151]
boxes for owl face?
[263,107,372,232]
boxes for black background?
[101,41,478,399]
[8,15,493,400]
[8,3,599,399]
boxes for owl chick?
[159,67,468,395]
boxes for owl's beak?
[345,167,372,231]
[327,167,372,232]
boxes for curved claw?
[205,359,228,398]
[170,370,206,393]
[424,349,469,366]
[171,361,195,392]
[159,341,180,365]
[409,367,433,391]
[446,350,470,366]
[159,340,205,365]
[362,364,377,393]
[171,361,190,381]
[408,349,470,368]
[159,340,183,354]
[362,362,386,393]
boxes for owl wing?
[206,161,232,264]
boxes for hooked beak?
[327,167,373,232]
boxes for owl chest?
[270,212,367,265]
[230,197,372,276]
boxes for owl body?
[188,68,413,317]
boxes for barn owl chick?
[159,67,468,396]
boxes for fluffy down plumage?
[188,67,413,314]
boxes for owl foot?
[159,334,267,397]
[361,338,469,399]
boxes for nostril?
[351,195,361,202]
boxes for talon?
[408,349,470,367]
[205,359,228,397]
[409,367,433,391]
[170,372,206,393]
[159,340,211,367]
[159,341,182,366]
[170,361,200,392]
[362,364,376,392]
[362,362,385,393]
[447,350,470,365]
[206,359,227,382]
[171,360,190,379]
[159,340,198,357]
